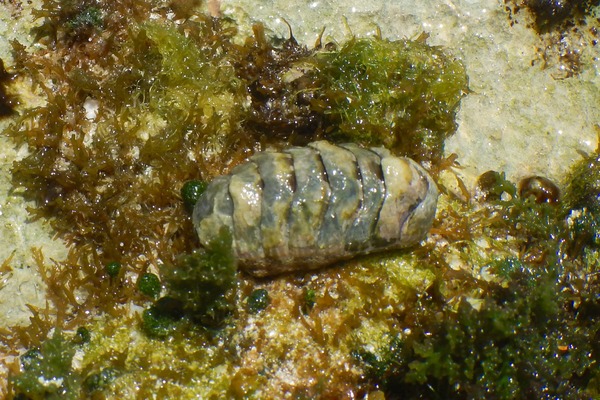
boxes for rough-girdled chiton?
[193,140,439,277]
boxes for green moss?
[247,289,270,314]
[138,273,161,298]
[312,36,468,162]
[12,331,80,399]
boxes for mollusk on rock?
[193,140,439,277]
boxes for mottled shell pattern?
[193,140,439,277]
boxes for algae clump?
[159,227,237,328]
[312,35,468,162]
[12,331,80,399]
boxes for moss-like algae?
[238,30,468,163]
[356,259,599,398]
[12,331,80,399]
[311,35,468,162]
[159,227,237,327]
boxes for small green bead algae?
[138,273,161,298]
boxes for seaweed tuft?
[11,330,80,399]
[356,260,599,399]
[355,166,600,399]
[159,227,238,328]
[312,35,468,162]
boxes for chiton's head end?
[400,168,439,246]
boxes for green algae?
[311,35,468,162]
[355,258,599,399]
[83,367,120,393]
[159,227,237,328]
[141,301,183,338]
[562,151,600,254]
[12,331,80,400]
[137,273,162,299]
[246,288,270,313]
[238,30,469,163]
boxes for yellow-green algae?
[310,35,468,162]
[9,251,439,398]
[81,315,234,398]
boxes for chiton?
[193,140,439,277]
